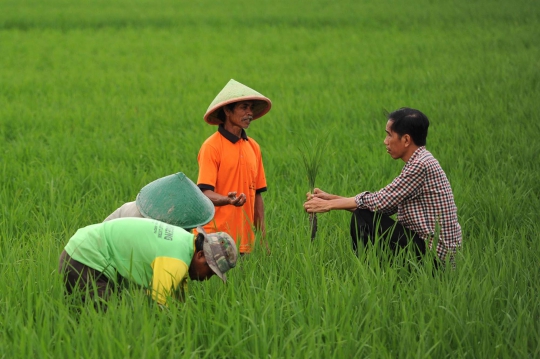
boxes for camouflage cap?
[198,227,238,282]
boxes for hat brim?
[203,241,227,282]
[197,226,227,282]
[203,96,272,125]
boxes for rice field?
[1,0,539,357]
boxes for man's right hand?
[228,192,246,207]
[306,188,334,201]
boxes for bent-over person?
[59,218,237,306]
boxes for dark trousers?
[350,209,426,261]
[58,250,114,302]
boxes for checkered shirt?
[355,147,462,262]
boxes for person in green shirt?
[58,217,237,306]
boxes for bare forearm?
[325,194,347,200]
[311,188,347,201]
[254,193,265,235]
[326,197,357,211]
[304,196,357,213]
[254,193,269,253]
[201,189,246,207]
[203,190,230,206]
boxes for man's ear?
[402,134,411,147]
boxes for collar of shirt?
[218,124,248,144]
[406,146,426,164]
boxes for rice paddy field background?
[1,0,539,357]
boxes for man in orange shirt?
[197,79,271,254]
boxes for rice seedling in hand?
[299,137,328,241]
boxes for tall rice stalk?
[299,137,328,241]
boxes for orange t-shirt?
[197,126,267,253]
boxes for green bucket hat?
[197,226,237,282]
[136,173,214,229]
[204,79,272,125]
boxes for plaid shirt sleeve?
[354,160,425,214]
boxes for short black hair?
[388,107,429,146]
[216,103,237,123]
[195,233,205,252]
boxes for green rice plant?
[299,135,330,241]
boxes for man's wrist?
[327,200,336,211]
[354,193,363,208]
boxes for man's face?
[224,101,254,129]
[188,251,216,281]
[383,120,407,160]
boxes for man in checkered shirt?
[304,108,461,266]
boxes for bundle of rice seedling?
[299,137,328,241]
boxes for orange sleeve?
[197,140,220,190]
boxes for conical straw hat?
[204,79,272,125]
[136,172,215,229]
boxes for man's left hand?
[304,197,331,213]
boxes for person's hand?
[306,188,333,201]
[258,226,270,255]
[227,192,246,207]
[313,188,335,200]
[304,197,332,213]
[306,189,323,200]
[261,238,271,255]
